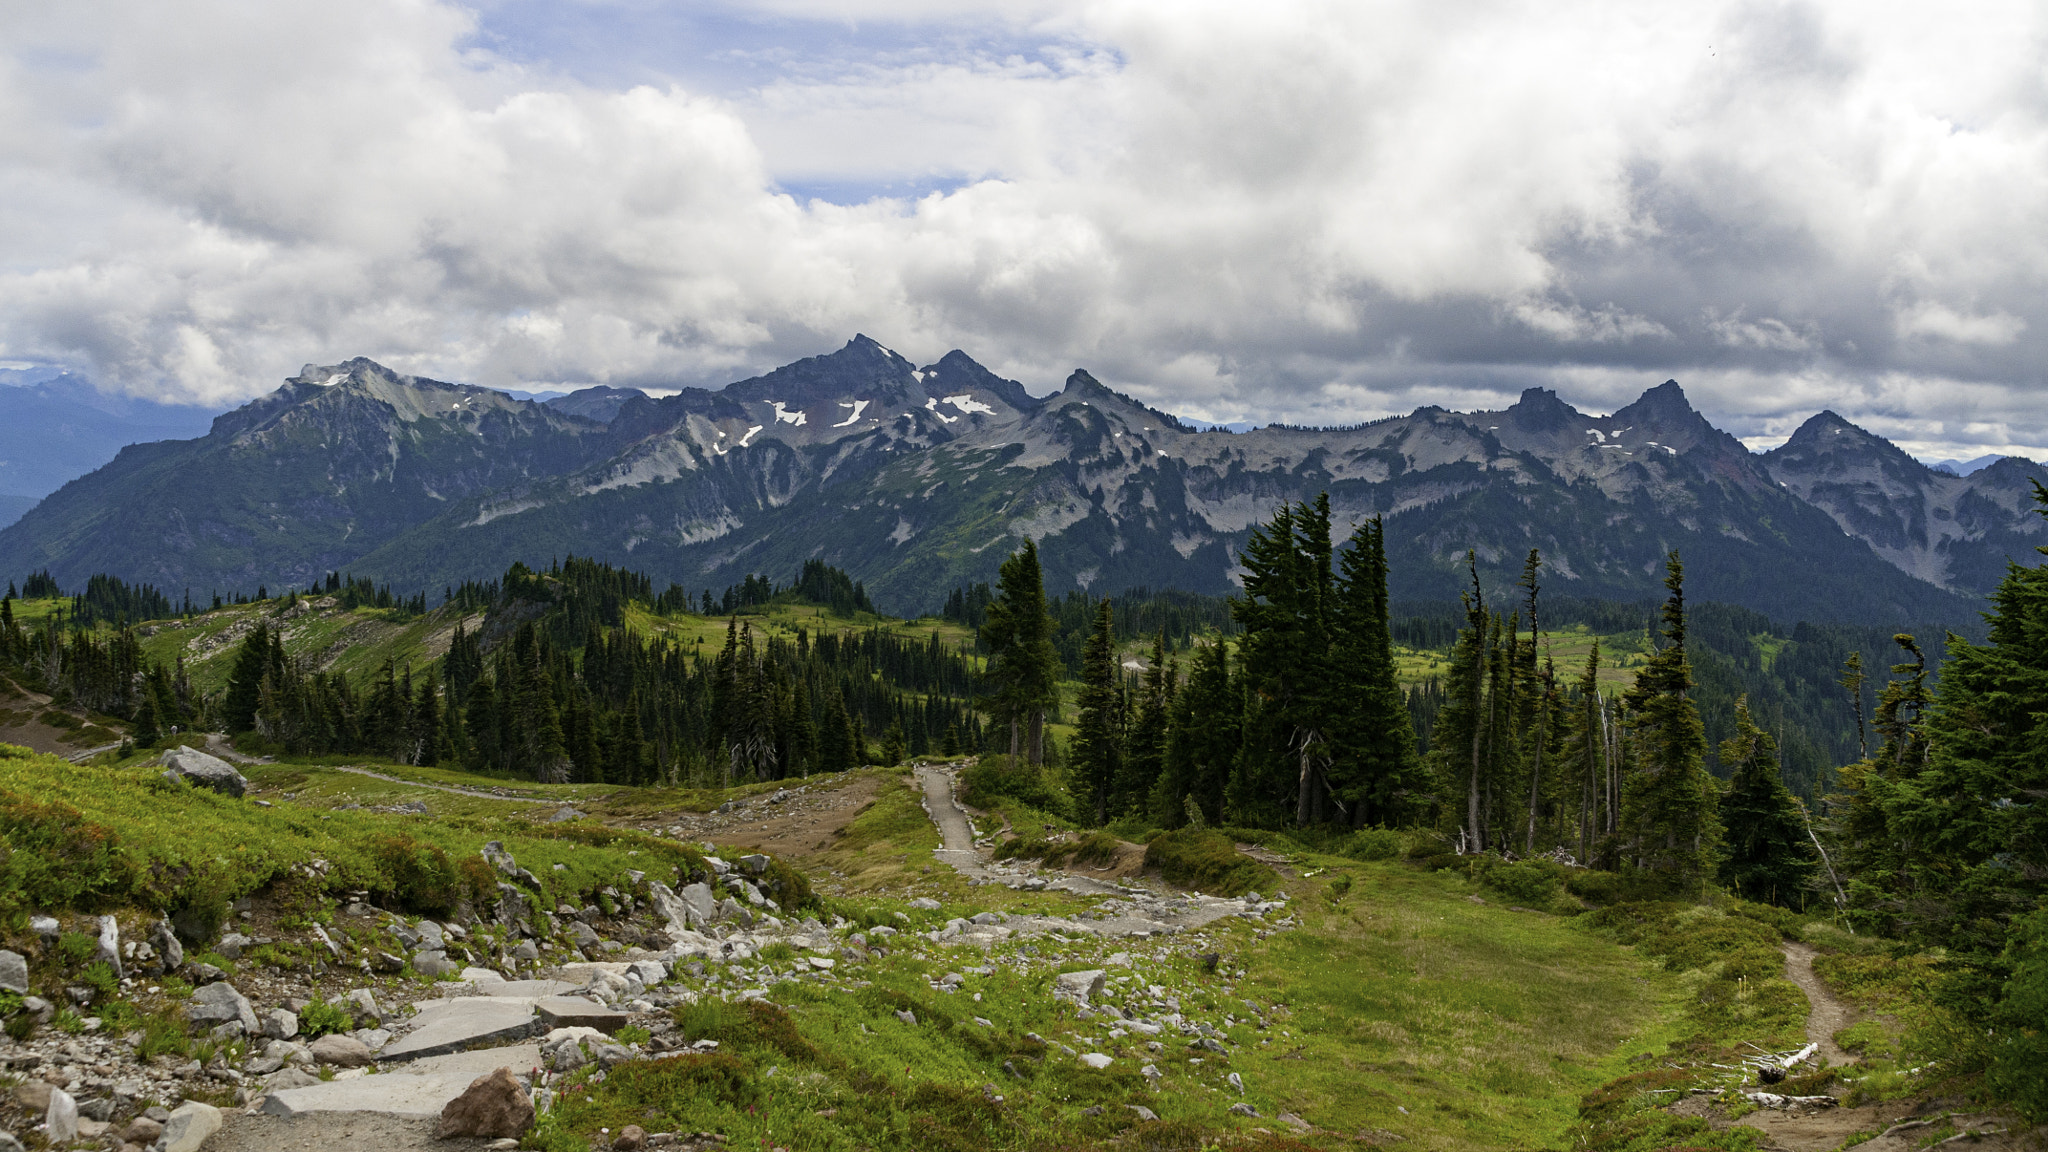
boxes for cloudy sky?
[2,1,2044,460]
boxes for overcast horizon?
[4,1,2045,462]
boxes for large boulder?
[159,746,247,798]
[184,981,258,1033]
[0,950,26,994]
[435,1067,533,1139]
[159,737,247,795]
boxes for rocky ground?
[0,756,1302,1152]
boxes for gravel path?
[327,765,553,803]
[1782,942,1858,1065]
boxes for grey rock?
[261,1007,299,1040]
[184,981,259,1033]
[415,921,445,951]
[569,922,601,949]
[738,854,769,875]
[549,807,586,822]
[344,988,382,1024]
[414,952,461,979]
[29,914,59,941]
[161,1101,222,1152]
[259,1043,541,1119]
[186,961,225,984]
[1053,969,1107,1004]
[0,1133,19,1152]
[79,1095,115,1121]
[307,1033,375,1067]
[480,842,539,887]
[0,950,25,994]
[95,914,122,977]
[507,941,539,962]
[908,897,942,910]
[20,996,53,1024]
[45,1087,77,1143]
[152,919,184,972]
[216,932,250,961]
[1228,1102,1260,1117]
[379,997,539,1062]
[159,746,248,798]
[1126,1104,1159,1121]
[534,996,628,1034]
[1227,1071,1244,1094]
[895,1010,917,1025]
[262,1067,322,1091]
[371,951,405,973]
[311,923,341,959]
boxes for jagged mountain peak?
[1505,386,1580,433]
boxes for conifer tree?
[1120,630,1172,815]
[1154,640,1237,826]
[982,541,1059,764]
[1716,696,1814,906]
[1618,552,1719,890]
[412,673,442,767]
[1330,515,1421,826]
[222,623,271,734]
[1562,642,1607,866]
[1075,599,1124,824]
[819,688,856,773]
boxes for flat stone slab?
[379,998,540,1063]
[258,1043,542,1118]
[431,978,576,1002]
[534,996,629,1034]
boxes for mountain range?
[0,368,220,528]
[2,336,2042,625]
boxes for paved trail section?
[1781,942,1858,1066]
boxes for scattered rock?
[1079,1053,1112,1070]
[1054,970,1107,1004]
[1279,1111,1311,1132]
[44,1087,77,1142]
[895,1010,917,1025]
[152,919,184,971]
[1126,1104,1159,1121]
[435,1067,534,1140]
[95,915,123,977]
[1357,1128,1406,1145]
[1228,1102,1260,1117]
[184,981,258,1033]
[1227,1072,1244,1094]
[308,1033,375,1067]
[0,951,24,994]
[908,897,942,911]
[123,1116,164,1144]
[738,854,769,875]
[159,746,248,797]
[161,1101,223,1152]
[613,1123,648,1150]
[262,1007,300,1040]
[550,807,586,823]
[11,1083,51,1113]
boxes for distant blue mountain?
[1923,453,2009,476]
[0,369,221,526]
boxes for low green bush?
[1341,827,1404,861]
[297,999,354,1039]
[994,830,1123,870]
[1142,829,1279,897]
[959,755,1069,816]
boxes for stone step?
[257,1043,542,1118]
[379,998,544,1063]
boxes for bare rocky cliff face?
[1763,412,2048,595]
[3,337,2039,627]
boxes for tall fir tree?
[982,541,1060,765]
[1075,599,1125,824]
[1618,552,1720,891]
[1716,696,1815,907]
[1329,514,1422,826]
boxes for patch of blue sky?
[774,173,978,207]
[464,0,1070,98]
